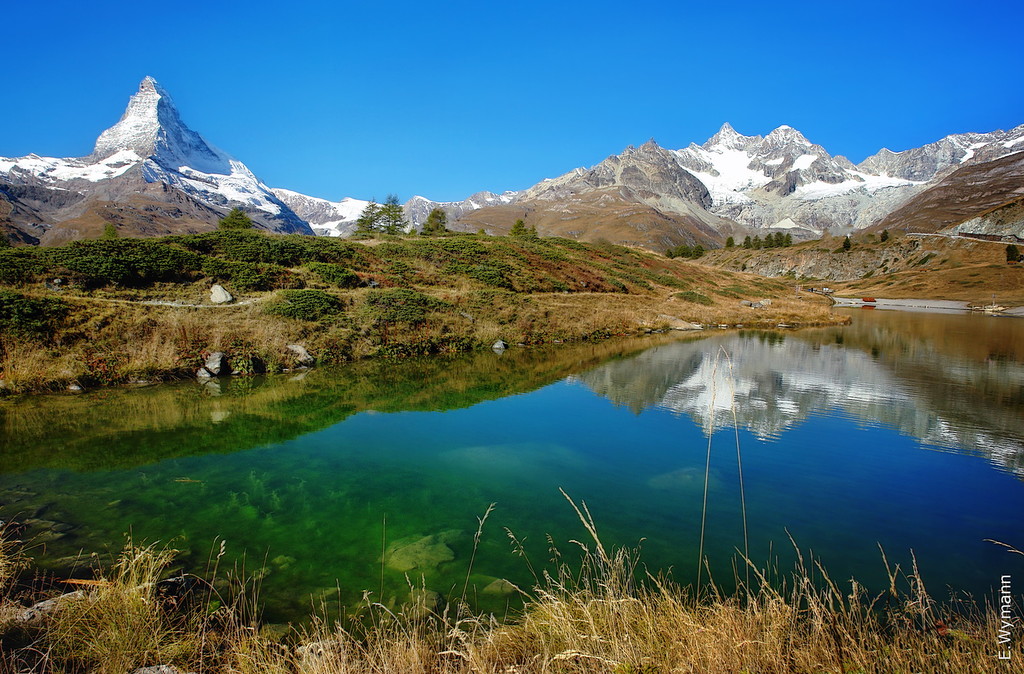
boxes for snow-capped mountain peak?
[1,77,311,236]
[703,122,761,151]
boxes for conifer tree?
[379,194,407,235]
[742,235,752,249]
[725,236,735,248]
[510,219,528,237]
[1007,244,1021,263]
[421,208,448,235]
[218,208,255,230]
[784,233,792,247]
[843,235,852,251]
[355,201,381,234]
[880,229,889,242]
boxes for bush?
[674,291,713,305]
[0,290,67,337]
[45,239,202,287]
[308,262,362,288]
[201,259,297,291]
[0,249,44,285]
[362,289,449,325]
[264,289,345,321]
[173,230,307,266]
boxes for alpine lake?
[2,308,1023,624]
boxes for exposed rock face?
[0,77,313,243]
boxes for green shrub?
[0,290,67,337]
[201,259,297,291]
[674,291,713,305]
[45,239,202,287]
[0,249,44,285]
[264,289,345,321]
[362,289,449,325]
[307,262,362,288]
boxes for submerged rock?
[482,578,518,596]
[384,530,461,572]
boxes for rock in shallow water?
[383,530,461,572]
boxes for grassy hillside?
[702,231,1024,303]
[0,230,838,393]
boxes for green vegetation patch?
[674,291,713,305]
[264,289,346,321]
[0,249,44,286]
[362,289,450,325]
[307,262,362,288]
[0,290,68,338]
[45,239,202,288]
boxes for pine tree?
[101,223,118,239]
[510,219,528,237]
[379,194,407,235]
[725,236,735,248]
[843,235,852,251]
[752,235,762,249]
[0,234,10,248]
[1007,244,1021,263]
[421,208,448,235]
[784,233,792,247]
[218,208,255,230]
[742,235,752,249]
[355,201,382,234]
[880,229,890,243]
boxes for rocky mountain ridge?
[2,78,1022,250]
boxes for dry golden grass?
[0,268,844,394]
[0,516,1006,674]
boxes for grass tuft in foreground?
[0,513,1012,672]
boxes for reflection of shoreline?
[0,335,676,474]
[576,312,1024,477]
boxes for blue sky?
[1,0,1021,202]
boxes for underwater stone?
[384,530,461,572]
[482,578,517,595]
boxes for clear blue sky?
[1,0,1021,203]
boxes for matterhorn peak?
[90,76,227,175]
[92,76,176,159]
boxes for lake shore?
[0,232,848,395]
[832,295,1024,315]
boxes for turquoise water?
[2,311,1023,622]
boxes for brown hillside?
[453,188,726,251]
[871,151,1024,233]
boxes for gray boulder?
[204,352,229,376]
[286,344,315,366]
[209,284,233,304]
[492,340,508,352]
